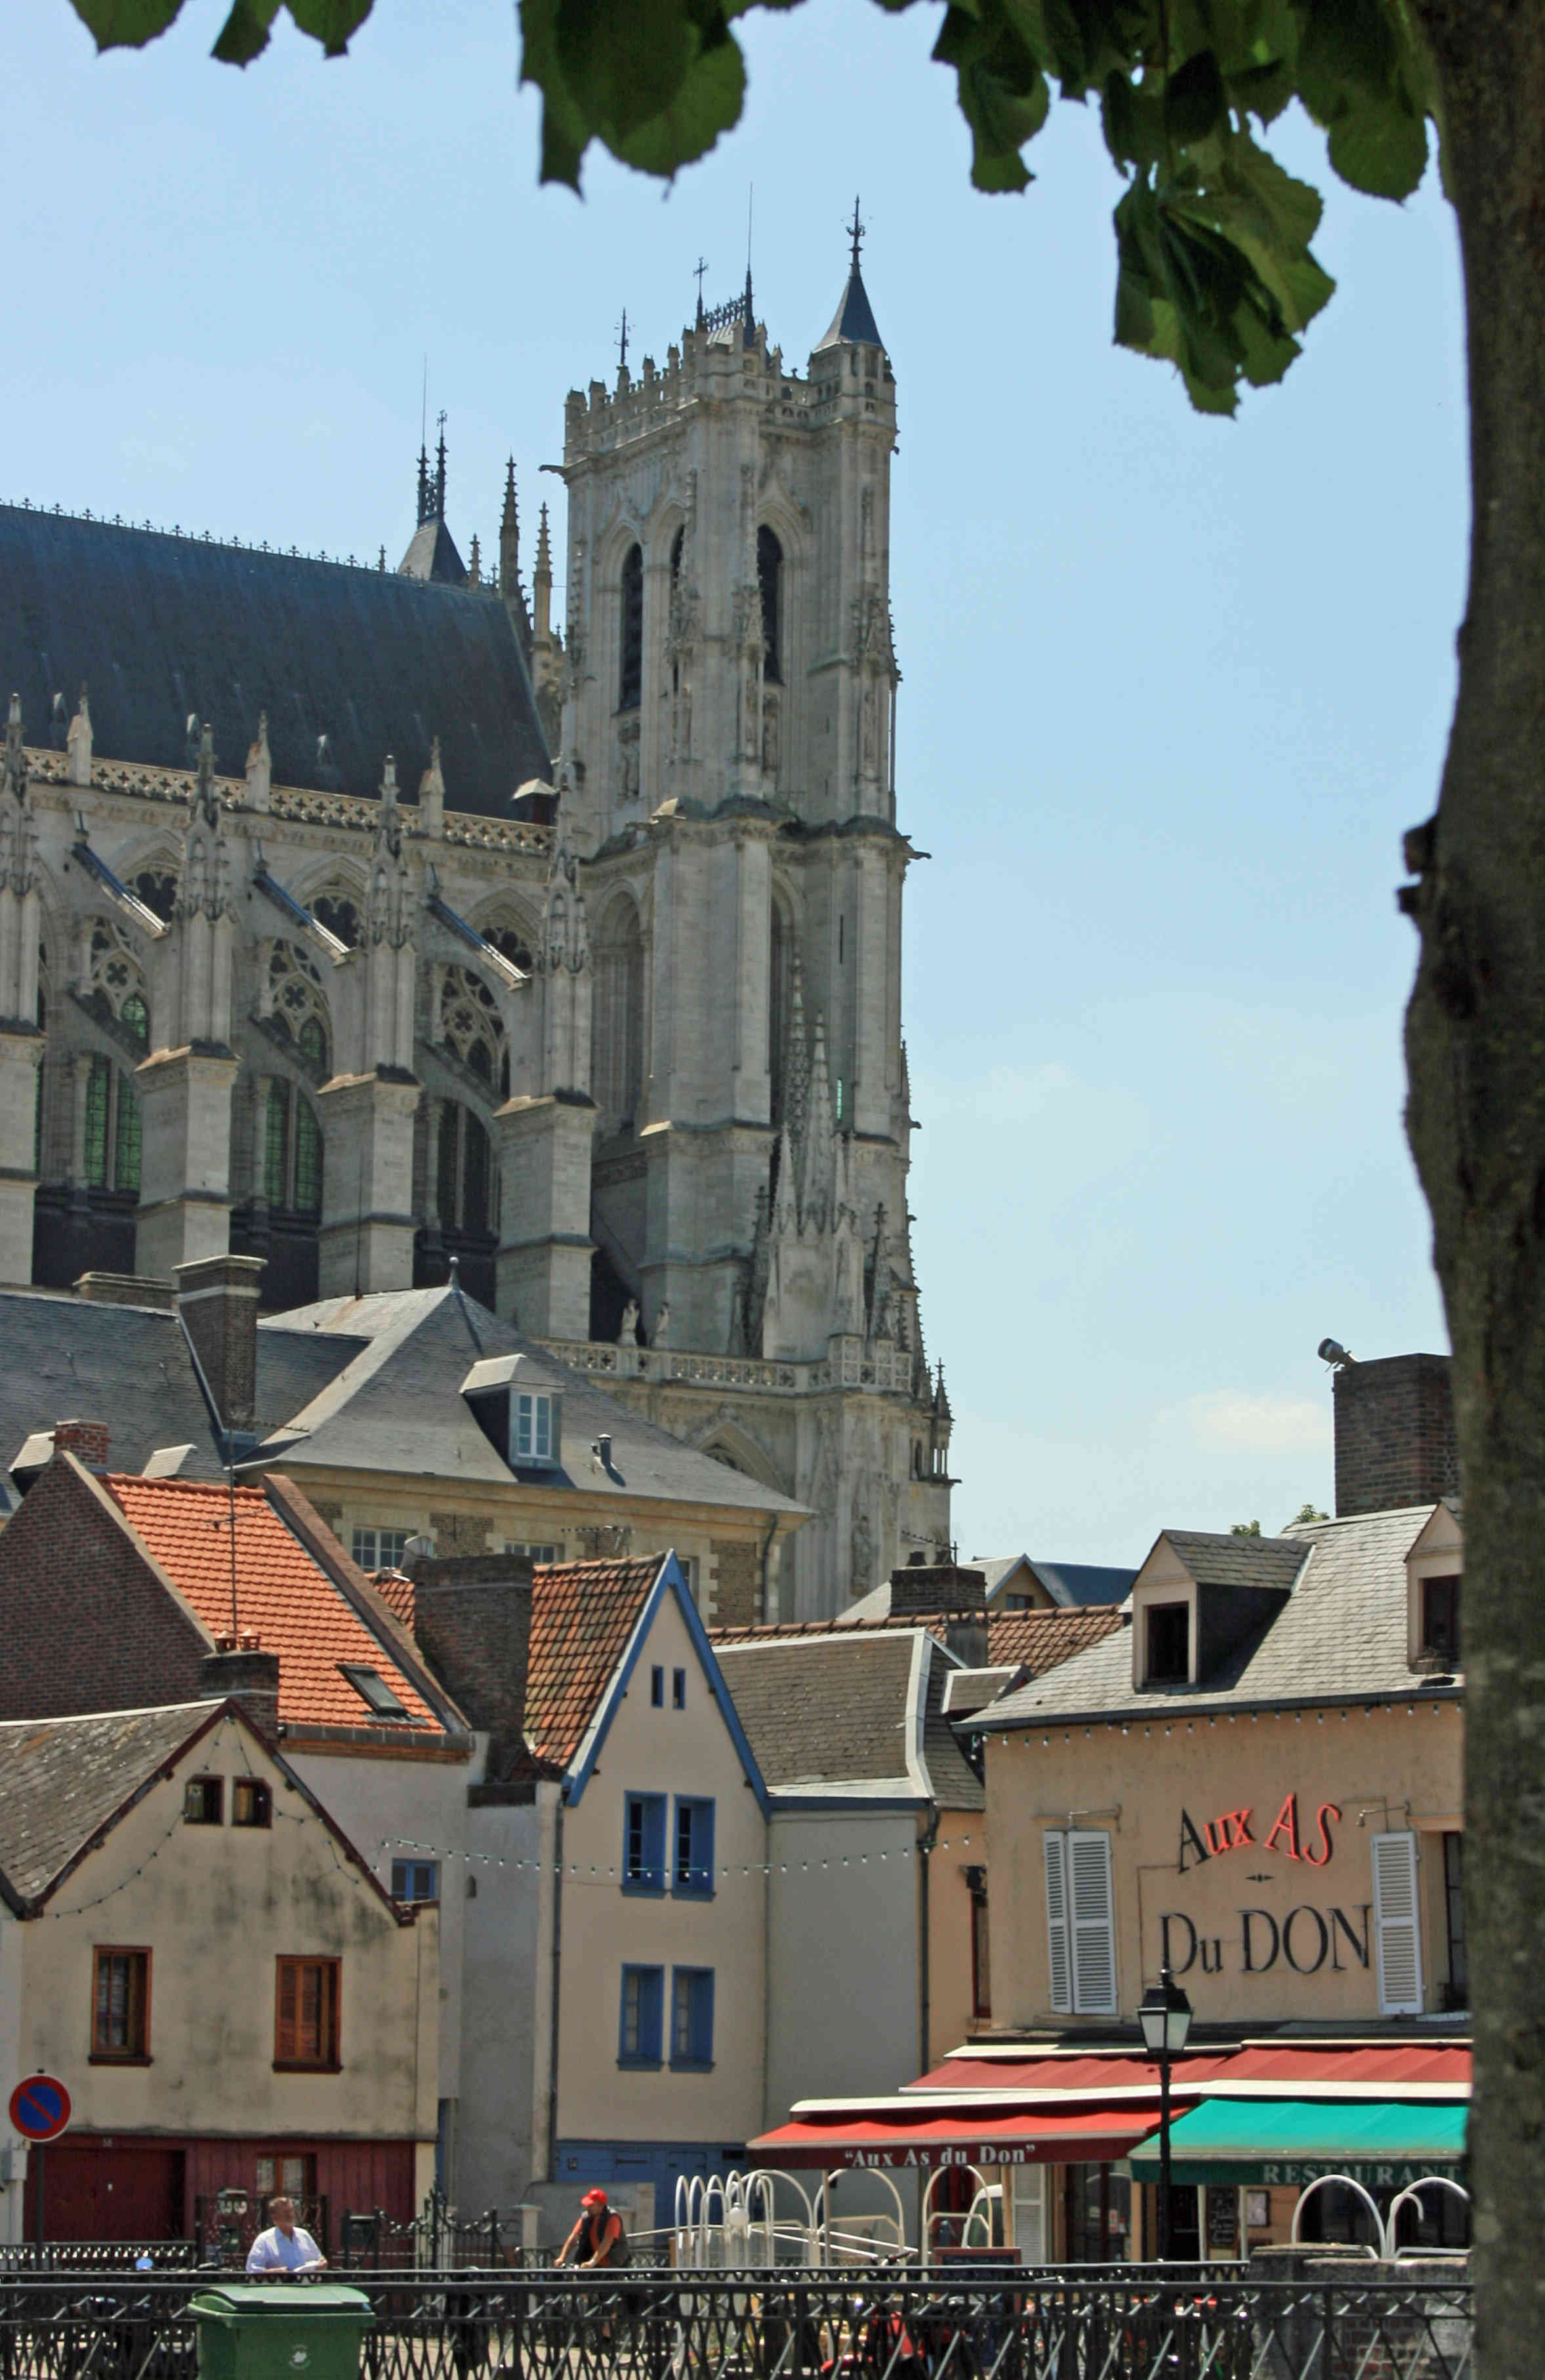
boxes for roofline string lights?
[378,1829,985,1882]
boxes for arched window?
[132,869,176,925]
[670,526,684,589]
[266,942,330,1070]
[264,1081,323,1213]
[437,1101,492,1238]
[592,900,644,1129]
[88,919,150,1045]
[619,543,644,711]
[311,891,361,950]
[758,526,783,685]
[440,965,505,1086]
[120,993,149,1050]
[83,1058,141,1196]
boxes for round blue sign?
[9,2076,71,2142]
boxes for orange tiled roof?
[372,1570,417,1630]
[525,1555,663,1770]
[987,1605,1125,1674]
[106,1475,438,1730]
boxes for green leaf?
[69,0,183,47]
[934,1,1049,193]
[1326,85,1427,198]
[520,0,747,186]
[284,0,374,56]
[1166,47,1227,144]
[213,0,279,64]
[612,33,746,175]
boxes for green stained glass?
[83,1056,109,1189]
[295,1098,322,1211]
[264,1083,288,1204]
[114,1077,141,1195]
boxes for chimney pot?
[198,1642,280,1731]
[54,1418,110,1472]
[175,1254,266,1433]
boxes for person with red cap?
[556,2187,628,2270]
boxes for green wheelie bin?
[190,2285,375,2380]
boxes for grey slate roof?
[258,1284,808,1518]
[0,1286,359,1491]
[0,1699,222,1904]
[0,502,549,815]
[971,1509,1451,1730]
[817,262,885,351]
[714,1628,981,1805]
[1161,1530,1309,1592]
[1028,1559,1138,1608]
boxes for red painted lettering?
[1301,1801,1340,1868]
[1225,1808,1255,1848]
[1264,1792,1302,1860]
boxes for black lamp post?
[1138,1964,1193,2261]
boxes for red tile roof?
[987,1606,1125,1673]
[524,1555,663,1770]
[106,1475,438,1730]
[371,1570,417,1630]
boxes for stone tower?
[545,223,952,1616]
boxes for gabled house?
[0,1696,437,2248]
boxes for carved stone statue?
[619,1299,640,1345]
[651,1300,671,1348]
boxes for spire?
[816,194,885,353]
[694,255,708,330]
[416,444,432,527]
[801,1013,834,1229]
[194,719,220,825]
[434,411,447,518]
[784,951,810,1154]
[533,500,553,643]
[501,457,520,593]
[2,694,25,802]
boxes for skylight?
[339,1663,410,1719]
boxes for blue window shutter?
[642,1967,663,2061]
[645,1795,665,1889]
[694,1970,714,2064]
[695,1801,715,1894]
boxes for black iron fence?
[0,2268,1473,2380]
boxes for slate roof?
[712,1627,983,1805]
[0,1699,222,1904]
[258,1284,808,1518]
[0,1286,358,1493]
[987,1606,1126,1674]
[106,1474,439,1730]
[973,1509,1452,1730]
[0,502,549,815]
[524,1555,663,1770]
[817,262,885,351]
[1028,1560,1138,1608]
[1161,1530,1309,1592]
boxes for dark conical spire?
[416,444,432,526]
[816,195,884,352]
[433,411,447,518]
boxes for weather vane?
[848,196,865,268]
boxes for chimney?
[53,1418,110,1472]
[73,1270,175,1312]
[409,1553,534,1782]
[888,1560,989,1669]
[174,1254,266,1432]
[1332,1352,1459,1516]
[198,1634,280,1732]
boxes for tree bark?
[1405,7,1545,2371]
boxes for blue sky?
[11,0,1469,1562]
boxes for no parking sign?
[9,2076,70,2142]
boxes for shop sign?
[1178,1793,1339,1873]
[1161,1903,1372,1978]
[843,2144,1073,2170]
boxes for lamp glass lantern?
[1139,1971,1194,2058]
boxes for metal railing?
[0,2268,1473,2380]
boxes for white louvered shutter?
[1044,1831,1072,2014]
[1372,1831,1424,2015]
[1069,1829,1117,2015]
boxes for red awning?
[748,2107,1158,2171]
[912,2043,1470,2101]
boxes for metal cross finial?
[436,408,447,438]
[617,307,630,372]
[848,196,865,268]
[694,256,708,329]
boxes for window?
[619,543,644,710]
[514,1391,556,1466]
[651,1665,665,1708]
[255,2153,314,2205]
[184,1776,224,1826]
[264,1079,323,1213]
[351,1526,412,1572]
[1044,1830,1117,2015]
[1371,1831,1424,2015]
[674,1798,715,1898]
[670,1967,714,2068]
[1064,2165,1132,2264]
[436,1100,493,1237]
[672,1667,686,1711]
[83,1056,142,1194]
[392,1860,440,1904]
[275,1956,340,2069]
[619,1964,664,2065]
[339,1663,411,1720]
[624,1793,667,1892]
[91,1948,150,2060]
[757,526,783,684]
[592,900,644,1128]
[1144,1602,1189,1685]
[966,1867,991,2019]
[1423,1574,1462,1663]
[233,1777,272,1829]
[1443,1832,1467,2006]
[505,1542,561,1565]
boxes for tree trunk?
[1405,7,1545,2370]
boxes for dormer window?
[1145,1603,1190,1686]
[461,1354,563,1472]
[339,1663,410,1720]
[514,1391,555,1465]
[1422,1574,1462,1663]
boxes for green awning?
[1128,2099,1468,2188]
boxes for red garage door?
[26,2139,186,2240]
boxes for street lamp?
[1139,1964,1194,2261]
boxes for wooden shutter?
[1044,1831,1072,2014]
[1069,1829,1117,2015]
[1372,1831,1424,2014]
[276,1959,299,2062]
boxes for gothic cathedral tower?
[548,226,954,1618]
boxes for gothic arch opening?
[417,1097,497,1309]
[758,526,783,686]
[592,896,644,1131]
[619,542,644,712]
[230,1062,325,1310]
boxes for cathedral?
[0,230,953,1620]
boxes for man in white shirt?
[245,2197,327,2275]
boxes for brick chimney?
[410,1553,533,1780]
[1332,1353,1459,1516]
[175,1254,266,1432]
[198,1634,280,1732]
[888,1560,989,1668]
[53,1418,110,1472]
